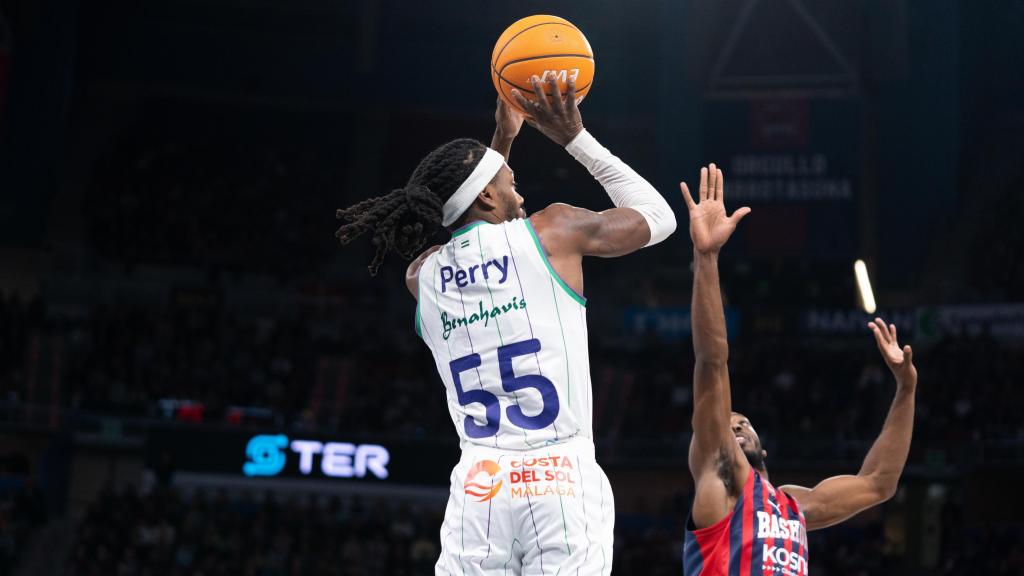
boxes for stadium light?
[854,259,877,314]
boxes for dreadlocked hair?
[335,138,487,276]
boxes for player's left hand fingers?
[566,77,577,106]
[510,89,536,117]
[547,73,565,116]
[716,167,725,201]
[497,97,513,119]
[531,76,552,116]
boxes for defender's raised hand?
[869,318,917,387]
[510,74,584,146]
[680,164,751,255]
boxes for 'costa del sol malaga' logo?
[243,434,389,479]
[464,459,503,502]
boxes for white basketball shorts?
[435,436,614,575]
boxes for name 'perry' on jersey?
[416,219,593,451]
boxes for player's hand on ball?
[510,75,584,147]
[680,164,751,255]
[868,318,917,388]
[494,97,525,141]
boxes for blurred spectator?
[0,452,45,574]
[67,485,443,576]
[0,292,1021,463]
[61,481,1024,576]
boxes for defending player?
[335,76,676,574]
[680,165,918,575]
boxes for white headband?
[442,147,506,227]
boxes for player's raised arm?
[491,98,524,162]
[780,318,918,531]
[512,75,676,257]
[684,165,753,528]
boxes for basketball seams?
[496,54,595,94]
[492,21,579,69]
[497,53,594,77]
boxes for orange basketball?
[490,15,595,116]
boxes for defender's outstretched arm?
[781,318,917,530]
[683,166,753,528]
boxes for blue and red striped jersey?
[683,468,809,576]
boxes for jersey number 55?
[449,338,560,438]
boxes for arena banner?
[801,304,1024,341]
[624,307,740,342]
[801,308,918,336]
[703,98,861,257]
[920,304,1024,341]
[148,427,460,486]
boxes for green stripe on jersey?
[452,220,487,238]
[524,220,587,307]
[478,227,535,448]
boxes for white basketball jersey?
[416,218,592,451]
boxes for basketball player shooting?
[335,74,676,574]
[680,165,918,576]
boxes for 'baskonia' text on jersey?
[683,469,809,576]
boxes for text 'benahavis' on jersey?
[684,469,809,576]
[415,218,593,451]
